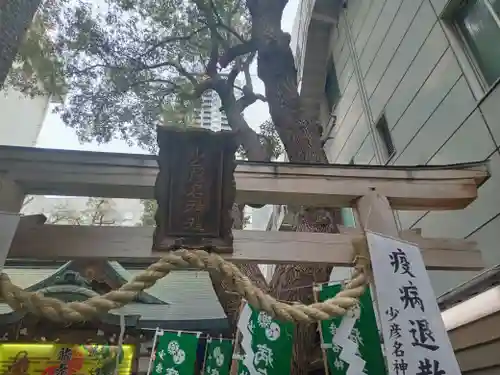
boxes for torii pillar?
[0,177,25,272]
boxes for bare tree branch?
[141,26,210,57]
[174,57,198,86]
[206,2,220,76]
[209,0,225,28]
[193,0,248,75]
[21,196,35,210]
[231,52,267,112]
[227,63,240,88]
[242,51,256,88]
[213,77,270,161]
[219,39,257,68]
[218,22,246,43]
[209,0,246,46]
[192,77,215,98]
[235,90,266,113]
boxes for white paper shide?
[366,232,462,375]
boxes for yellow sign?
[0,343,134,375]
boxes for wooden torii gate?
[0,128,491,372]
[0,144,487,271]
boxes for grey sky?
[36,0,300,153]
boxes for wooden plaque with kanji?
[153,126,237,253]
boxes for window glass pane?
[375,114,395,160]
[324,58,340,110]
[456,0,500,86]
[341,208,356,228]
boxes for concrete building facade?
[288,0,500,296]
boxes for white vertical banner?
[366,232,462,375]
[146,328,161,375]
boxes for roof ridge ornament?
[53,270,90,288]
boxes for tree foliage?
[237,118,283,160]
[8,0,271,156]
[139,198,157,226]
[4,0,67,99]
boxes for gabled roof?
[7,261,161,304]
[0,263,228,332]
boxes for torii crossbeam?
[7,219,482,271]
[0,144,488,210]
[0,137,490,271]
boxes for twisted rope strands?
[0,248,367,323]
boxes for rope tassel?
[0,249,367,323]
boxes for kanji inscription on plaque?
[154,126,237,252]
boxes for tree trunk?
[0,0,41,87]
[247,1,341,373]
[208,3,338,371]
[209,86,270,332]
[225,105,269,161]
[270,211,338,374]
[218,82,271,162]
[250,1,326,164]
[209,202,269,332]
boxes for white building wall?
[322,0,500,296]
[0,85,51,146]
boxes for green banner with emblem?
[236,302,294,375]
[203,338,233,375]
[151,331,199,375]
[318,283,387,375]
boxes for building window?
[451,0,500,87]
[375,114,396,162]
[324,57,340,111]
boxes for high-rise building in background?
[193,78,242,132]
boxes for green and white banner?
[237,302,294,375]
[150,330,200,375]
[318,283,387,375]
[203,338,233,375]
